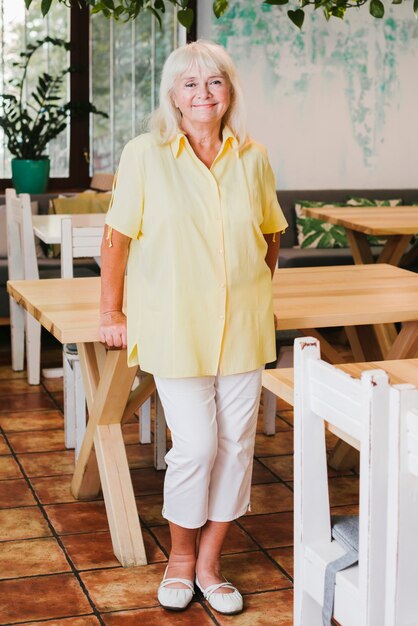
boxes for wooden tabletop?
[302,205,418,236]
[7,264,418,345]
[262,358,418,406]
[33,213,106,244]
[272,264,418,329]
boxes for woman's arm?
[99,226,131,349]
[264,232,281,278]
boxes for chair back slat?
[5,189,39,281]
[386,387,418,625]
[61,217,103,278]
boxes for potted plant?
[0,36,107,194]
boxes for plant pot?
[11,158,50,194]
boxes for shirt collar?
[170,126,239,159]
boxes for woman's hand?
[99,310,127,350]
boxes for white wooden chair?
[385,384,418,625]
[6,189,42,384]
[60,217,104,456]
[60,217,166,468]
[293,336,389,626]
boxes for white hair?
[149,39,247,148]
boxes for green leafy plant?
[26,0,418,30]
[0,36,107,160]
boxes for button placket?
[210,175,227,332]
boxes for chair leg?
[25,313,41,385]
[262,388,277,435]
[73,359,86,462]
[299,591,323,626]
[63,351,76,449]
[154,392,167,471]
[10,298,25,371]
[139,397,152,444]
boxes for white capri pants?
[154,368,263,529]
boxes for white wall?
[198,2,418,190]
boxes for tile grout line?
[235,515,294,586]
[0,426,106,626]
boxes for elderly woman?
[100,40,287,615]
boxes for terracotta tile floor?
[0,327,358,625]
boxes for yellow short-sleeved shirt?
[105,126,288,378]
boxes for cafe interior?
[1,1,418,624]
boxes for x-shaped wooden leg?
[70,343,155,567]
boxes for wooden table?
[272,264,418,363]
[7,276,156,568]
[33,213,106,244]
[301,205,418,266]
[262,358,418,466]
[7,264,418,565]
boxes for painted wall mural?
[198,2,418,190]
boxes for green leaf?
[369,0,384,18]
[147,6,162,27]
[414,0,418,16]
[24,0,33,8]
[154,0,165,11]
[213,0,229,18]
[177,7,194,29]
[301,232,322,248]
[287,8,305,28]
[264,0,289,4]
[101,0,115,9]
[392,0,402,4]
[41,0,53,15]
[331,5,346,17]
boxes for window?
[0,2,187,188]
[90,6,185,174]
[0,0,70,178]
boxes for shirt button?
[219,248,223,255]
[220,283,226,288]
[220,314,224,320]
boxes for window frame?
[0,1,197,193]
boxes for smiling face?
[171,65,231,132]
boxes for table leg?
[401,240,418,268]
[386,321,418,359]
[95,422,147,566]
[377,235,411,266]
[328,439,359,471]
[345,230,374,264]
[345,325,385,361]
[71,346,147,566]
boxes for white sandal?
[158,565,195,611]
[195,575,243,615]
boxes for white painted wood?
[262,388,276,435]
[154,392,167,471]
[385,385,418,626]
[74,358,87,461]
[63,350,76,449]
[32,213,106,245]
[60,217,104,453]
[138,397,152,444]
[5,189,41,382]
[294,336,390,626]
